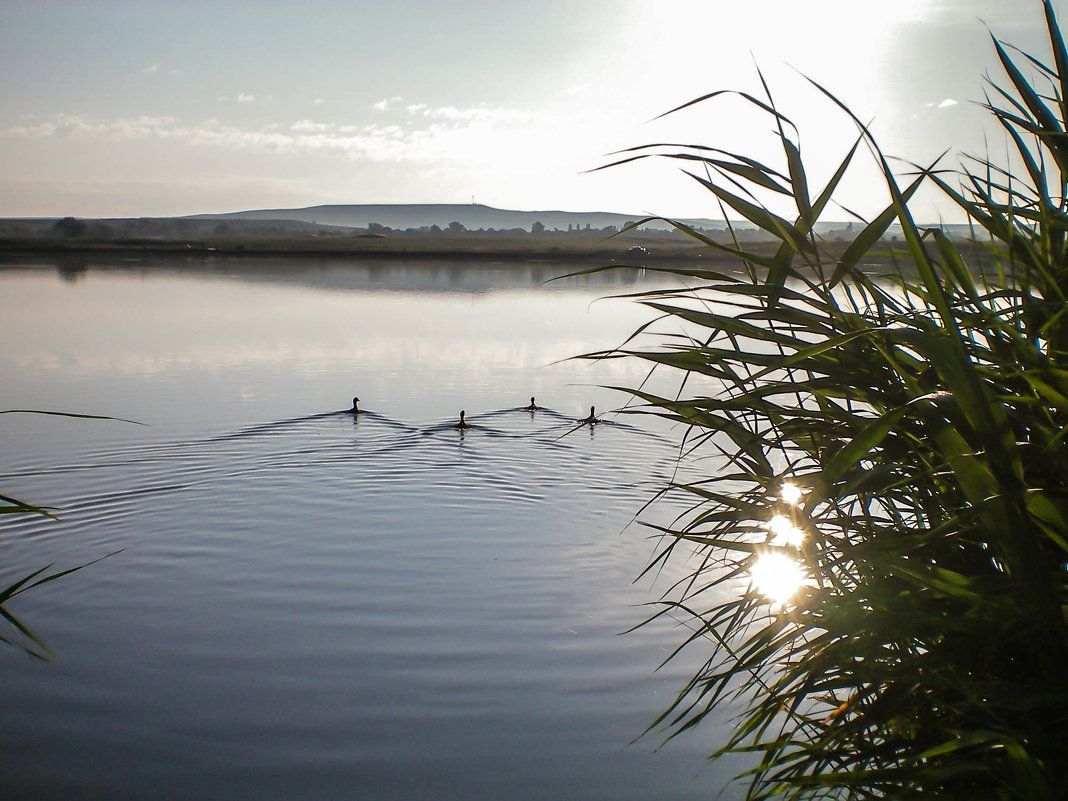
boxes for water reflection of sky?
[1,262,677,435]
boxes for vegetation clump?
[598,2,1068,797]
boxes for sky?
[0,0,1062,222]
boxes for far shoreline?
[0,232,744,265]
[0,234,980,277]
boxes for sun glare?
[767,514,804,548]
[750,552,806,606]
[781,483,803,506]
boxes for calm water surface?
[0,258,741,801]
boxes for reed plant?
[593,2,1068,797]
[1,410,128,659]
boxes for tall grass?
[594,2,1068,797]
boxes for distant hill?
[186,204,978,240]
[185,203,718,232]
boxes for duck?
[581,405,600,425]
[525,396,539,412]
[456,410,470,430]
[350,396,361,414]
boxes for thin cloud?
[378,98,536,124]
[237,93,256,103]
[3,114,178,139]
[291,120,331,133]
[1,113,425,161]
[421,105,531,123]
[1,104,561,167]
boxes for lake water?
[0,256,742,801]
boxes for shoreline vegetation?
[0,229,987,274]
[0,232,722,262]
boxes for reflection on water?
[0,259,740,801]
[31,252,670,294]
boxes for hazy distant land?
[0,203,974,263]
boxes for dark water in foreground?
[0,259,740,800]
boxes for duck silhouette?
[456,410,470,430]
[524,396,539,412]
[581,405,600,425]
[350,397,361,414]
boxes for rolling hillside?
[185,203,713,232]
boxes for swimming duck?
[456,410,470,430]
[581,405,600,425]
[350,396,361,414]
[525,396,539,412]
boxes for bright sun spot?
[750,552,806,605]
[767,515,804,548]
[781,483,803,506]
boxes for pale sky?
[0,1,1060,222]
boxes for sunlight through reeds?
[588,2,1068,797]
